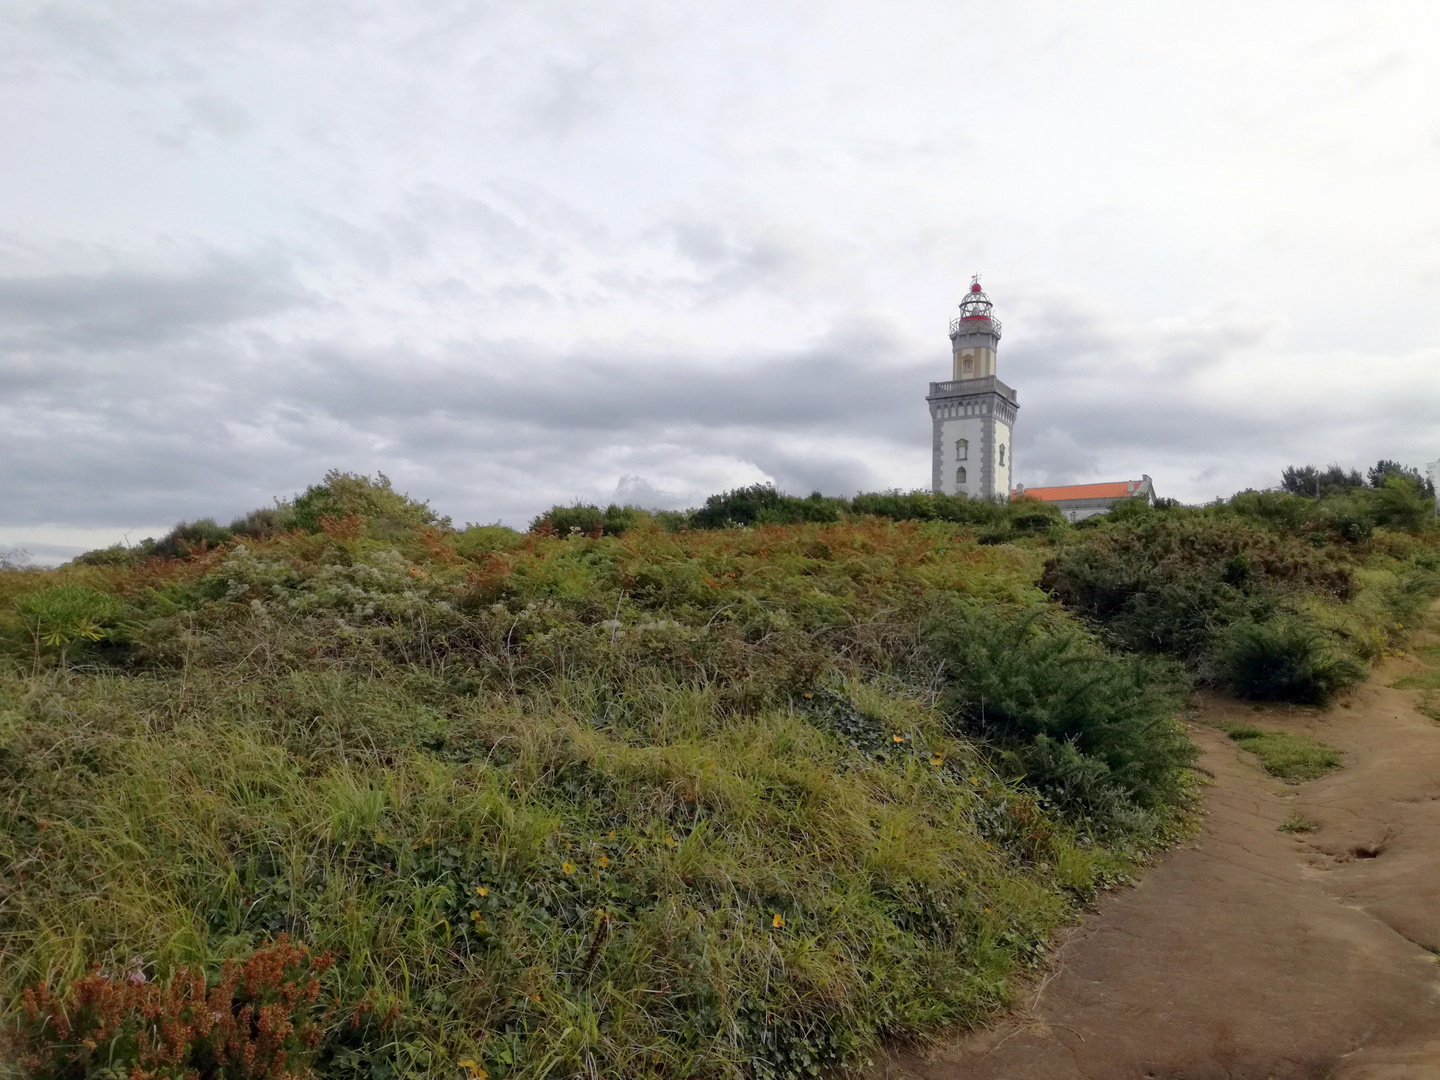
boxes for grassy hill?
[2,468,1436,1080]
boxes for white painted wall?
[995,421,1012,497]
[939,416,979,495]
[938,414,1012,498]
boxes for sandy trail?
[881,616,1440,1080]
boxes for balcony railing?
[949,315,1002,338]
[927,375,1017,402]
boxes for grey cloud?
[521,61,613,138]
[281,323,922,438]
[0,254,308,352]
[614,474,682,508]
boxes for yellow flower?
[665,835,679,848]
[607,830,616,840]
[892,733,904,743]
[772,912,785,928]
[598,855,610,868]
[475,885,489,897]
[562,861,576,875]
[458,1061,488,1080]
[930,755,944,766]
[470,911,487,927]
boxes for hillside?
[2,468,1437,1080]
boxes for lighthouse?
[927,277,1018,499]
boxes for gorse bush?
[925,603,1194,830]
[1040,515,1349,660]
[1217,620,1366,705]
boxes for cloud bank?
[1,1,1438,559]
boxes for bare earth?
[881,618,1440,1080]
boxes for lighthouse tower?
[927,277,1019,499]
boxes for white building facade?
[928,278,1018,499]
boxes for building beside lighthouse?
[928,277,1018,499]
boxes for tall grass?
[0,515,1146,1080]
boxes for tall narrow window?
[998,444,1006,466]
[963,357,973,373]
[955,438,968,461]
[956,466,967,486]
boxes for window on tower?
[963,356,973,373]
[956,466,967,486]
[955,438,968,461]
[998,445,1006,466]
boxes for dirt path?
[881,619,1440,1080]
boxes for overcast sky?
[3,1,1439,562]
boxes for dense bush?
[289,471,448,538]
[926,603,1194,829]
[1253,460,1438,542]
[1040,515,1348,660]
[690,485,846,528]
[529,502,646,536]
[1216,620,1366,704]
[1280,463,1364,498]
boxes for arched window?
[955,438,968,461]
[998,444,1006,466]
[963,356,973,373]
[956,466,967,486]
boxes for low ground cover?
[1219,725,1344,783]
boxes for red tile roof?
[1014,481,1142,502]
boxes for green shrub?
[1227,490,1312,534]
[70,543,157,568]
[1041,514,1353,667]
[925,603,1194,828]
[456,524,529,556]
[1281,463,1364,497]
[1372,476,1437,532]
[691,485,845,528]
[291,471,447,538]
[1216,620,1365,704]
[531,503,645,536]
[154,517,234,558]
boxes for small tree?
[1368,459,1435,497]
[14,584,121,668]
[1280,464,1363,498]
